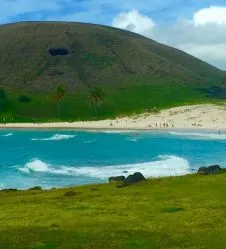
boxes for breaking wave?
[169,131,226,140]
[31,134,76,141]
[1,133,13,137]
[101,130,136,134]
[84,140,96,144]
[18,155,191,179]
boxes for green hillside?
[1,173,226,249]
[0,21,225,121]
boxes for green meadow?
[1,173,226,249]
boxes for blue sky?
[2,0,226,69]
[1,0,226,25]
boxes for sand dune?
[1,104,226,130]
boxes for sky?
[1,0,226,69]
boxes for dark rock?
[109,176,127,188]
[48,48,69,56]
[64,191,79,197]
[108,176,126,183]
[1,188,18,192]
[28,186,42,191]
[198,165,222,175]
[125,172,146,184]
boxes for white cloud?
[193,6,226,26]
[112,10,154,35]
[112,7,226,69]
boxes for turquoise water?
[0,129,226,189]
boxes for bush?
[18,95,31,103]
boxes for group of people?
[153,123,174,128]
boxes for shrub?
[19,95,31,103]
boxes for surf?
[18,155,191,179]
[31,134,76,141]
[168,131,226,140]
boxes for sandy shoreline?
[1,104,226,131]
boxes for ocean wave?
[100,130,136,134]
[126,138,138,142]
[31,134,76,141]
[18,155,191,179]
[84,140,96,144]
[1,133,13,137]
[169,131,226,140]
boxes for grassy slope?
[1,174,226,249]
[0,22,225,121]
[0,22,223,91]
[1,83,222,122]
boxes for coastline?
[1,104,226,131]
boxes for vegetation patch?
[1,173,226,248]
[162,207,184,213]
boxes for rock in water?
[126,172,146,184]
[198,165,222,175]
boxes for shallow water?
[0,129,226,189]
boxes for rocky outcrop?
[126,172,146,184]
[108,172,145,187]
[28,186,42,191]
[198,165,222,175]
[108,176,126,183]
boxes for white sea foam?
[1,133,13,137]
[169,131,226,140]
[84,140,96,144]
[31,134,75,141]
[101,130,136,134]
[126,138,138,142]
[18,155,191,179]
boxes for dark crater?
[48,48,69,56]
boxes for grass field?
[0,83,220,122]
[1,173,226,249]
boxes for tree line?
[0,85,105,118]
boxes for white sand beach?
[1,104,226,130]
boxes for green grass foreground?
[1,173,226,249]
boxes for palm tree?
[88,87,105,116]
[0,88,7,112]
[54,85,65,117]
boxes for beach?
[0,104,226,130]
